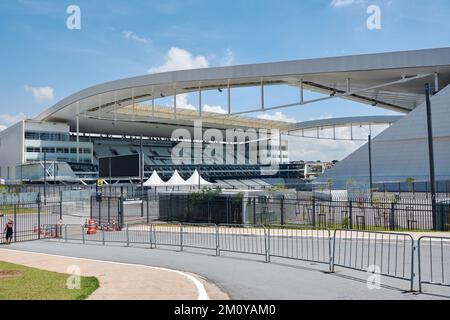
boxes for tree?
[405,177,415,198]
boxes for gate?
[0,198,60,243]
[90,193,159,227]
[90,196,122,228]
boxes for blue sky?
[0,0,449,160]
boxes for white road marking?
[0,248,209,300]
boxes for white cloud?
[175,94,197,111]
[148,47,209,73]
[0,113,27,132]
[308,112,333,121]
[203,105,227,114]
[170,94,228,114]
[331,0,356,7]
[24,85,54,102]
[288,137,364,162]
[258,112,297,123]
[220,48,235,66]
[122,31,150,44]
[287,122,389,161]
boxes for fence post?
[390,202,395,231]
[13,204,17,243]
[146,191,150,224]
[102,229,105,246]
[410,243,416,292]
[37,194,41,240]
[59,191,63,220]
[215,224,220,256]
[311,198,316,227]
[265,227,271,263]
[90,196,93,219]
[348,201,353,230]
[126,224,130,247]
[253,197,256,225]
[65,225,68,243]
[149,224,154,249]
[330,230,336,273]
[116,197,122,229]
[82,225,85,244]
[180,224,183,252]
[280,196,285,226]
[418,238,422,292]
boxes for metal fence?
[90,194,159,228]
[54,223,450,293]
[154,194,446,232]
[331,230,415,291]
[268,225,331,266]
[58,223,438,292]
[218,224,268,259]
[0,200,61,243]
[418,236,450,292]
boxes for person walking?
[4,219,13,244]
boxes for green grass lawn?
[0,261,99,300]
[0,206,38,215]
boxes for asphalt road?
[5,238,450,300]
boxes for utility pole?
[140,135,144,218]
[368,134,373,201]
[425,83,437,230]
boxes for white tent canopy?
[143,170,166,187]
[185,170,212,186]
[165,170,188,186]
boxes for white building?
[0,120,92,181]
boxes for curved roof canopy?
[35,47,450,137]
[286,115,402,132]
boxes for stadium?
[5,47,448,190]
[1,46,450,300]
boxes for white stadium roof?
[33,47,450,137]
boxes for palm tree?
[326,178,334,199]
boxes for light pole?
[425,83,437,230]
[368,134,373,201]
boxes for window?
[42,147,55,153]
[70,148,77,154]
[26,147,40,153]
[24,131,70,142]
[24,131,40,140]
[40,132,51,141]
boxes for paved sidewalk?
[0,249,228,300]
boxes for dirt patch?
[0,270,23,279]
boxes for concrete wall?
[317,84,450,189]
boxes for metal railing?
[268,225,332,266]
[331,230,415,291]
[418,236,450,292]
[57,223,450,293]
[218,224,268,260]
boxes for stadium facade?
[1,47,449,188]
